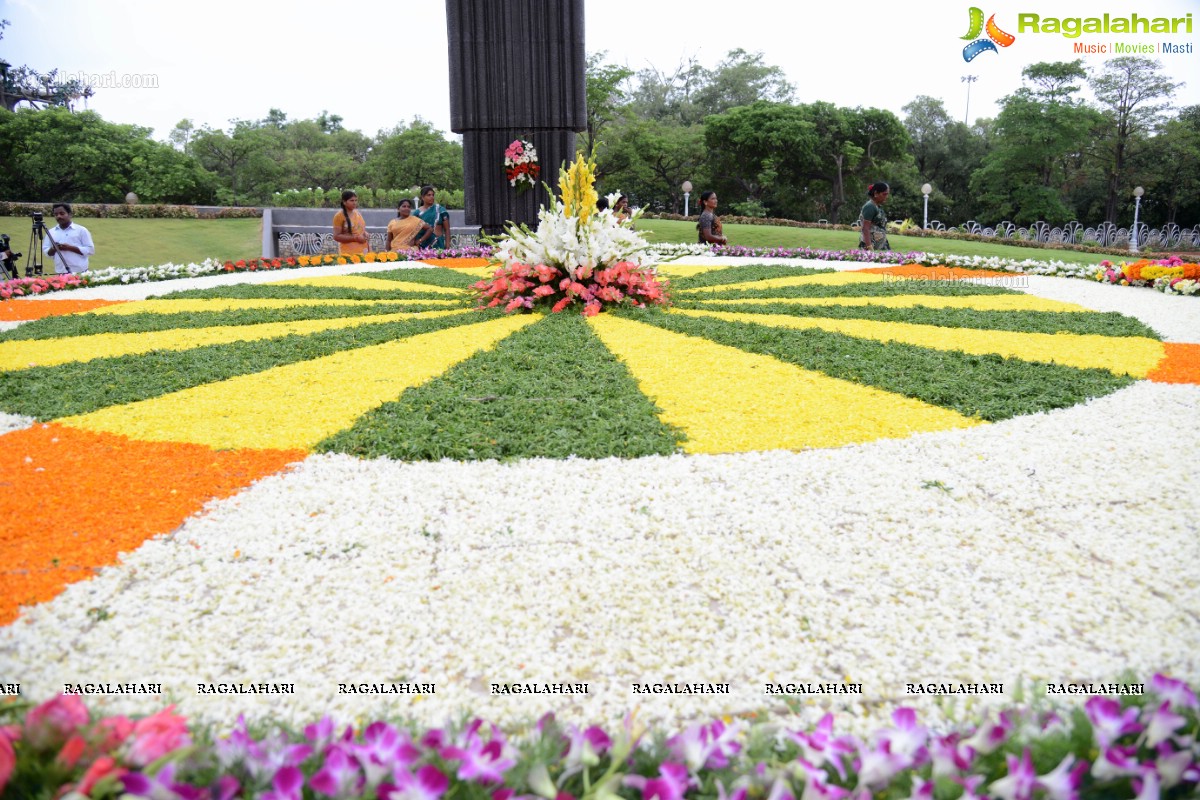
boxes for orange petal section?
[422,258,492,268]
[0,299,128,322]
[0,423,305,625]
[1146,343,1200,385]
[857,264,1015,280]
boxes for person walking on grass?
[858,181,891,252]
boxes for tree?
[597,118,707,212]
[902,96,991,224]
[0,19,94,112]
[0,106,211,202]
[968,62,1102,224]
[704,102,817,216]
[168,119,195,154]
[692,49,794,116]
[1089,57,1182,222]
[362,118,463,192]
[582,52,634,157]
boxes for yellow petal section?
[670,309,1166,377]
[61,315,537,450]
[651,263,736,277]
[587,314,981,454]
[676,271,884,293]
[266,275,463,294]
[86,298,462,316]
[0,310,468,371]
[693,294,1091,313]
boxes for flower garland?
[475,151,670,316]
[1095,256,1200,296]
[2,677,1197,799]
[504,138,540,195]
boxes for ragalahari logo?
[962,7,1016,61]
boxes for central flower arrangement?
[474,152,670,316]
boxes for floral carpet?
[0,256,1197,737]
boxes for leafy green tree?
[969,62,1102,224]
[703,102,817,216]
[0,20,94,112]
[362,118,463,192]
[1128,105,1200,227]
[1089,56,1183,222]
[582,52,634,158]
[692,49,794,116]
[168,119,196,154]
[0,106,211,202]
[597,118,707,212]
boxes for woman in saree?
[386,199,431,252]
[414,185,450,250]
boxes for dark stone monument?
[446,0,586,236]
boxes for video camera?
[1,233,22,280]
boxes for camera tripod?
[21,215,68,277]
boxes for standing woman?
[332,190,369,255]
[696,191,727,246]
[414,185,451,250]
[858,181,891,252]
[386,199,432,252]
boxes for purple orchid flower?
[667,720,743,771]
[789,714,856,780]
[1150,674,1199,710]
[1131,767,1161,800]
[353,722,422,788]
[928,733,974,778]
[1143,701,1187,748]
[260,765,305,800]
[953,775,987,800]
[378,764,451,800]
[1086,697,1143,748]
[563,723,612,770]
[1155,742,1199,789]
[854,742,909,790]
[989,748,1037,800]
[877,708,928,765]
[1035,754,1088,800]
[716,780,748,800]
[440,723,516,784]
[964,711,1013,755]
[794,760,846,800]
[311,744,365,799]
[906,779,934,800]
[624,762,691,800]
[213,715,255,769]
[1091,745,1141,781]
[121,763,206,800]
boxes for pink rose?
[124,707,190,767]
[0,731,15,796]
[25,694,89,750]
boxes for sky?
[1,0,1197,144]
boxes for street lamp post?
[682,180,693,216]
[962,75,977,125]
[921,183,932,229]
[1130,186,1144,253]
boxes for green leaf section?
[361,267,481,289]
[681,280,1016,300]
[676,301,1158,338]
[0,304,462,341]
[667,263,831,289]
[0,312,490,420]
[157,284,469,302]
[319,312,683,461]
[631,309,1134,422]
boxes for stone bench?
[262,208,482,257]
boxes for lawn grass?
[1,215,1122,271]
[636,219,1114,266]
[0,216,261,269]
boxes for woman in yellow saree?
[385,199,431,252]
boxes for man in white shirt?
[42,203,95,274]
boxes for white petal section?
[1,381,1197,735]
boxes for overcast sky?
[1,0,1197,143]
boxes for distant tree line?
[2,23,1197,228]
[585,49,1199,229]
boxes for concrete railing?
[262,208,482,257]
